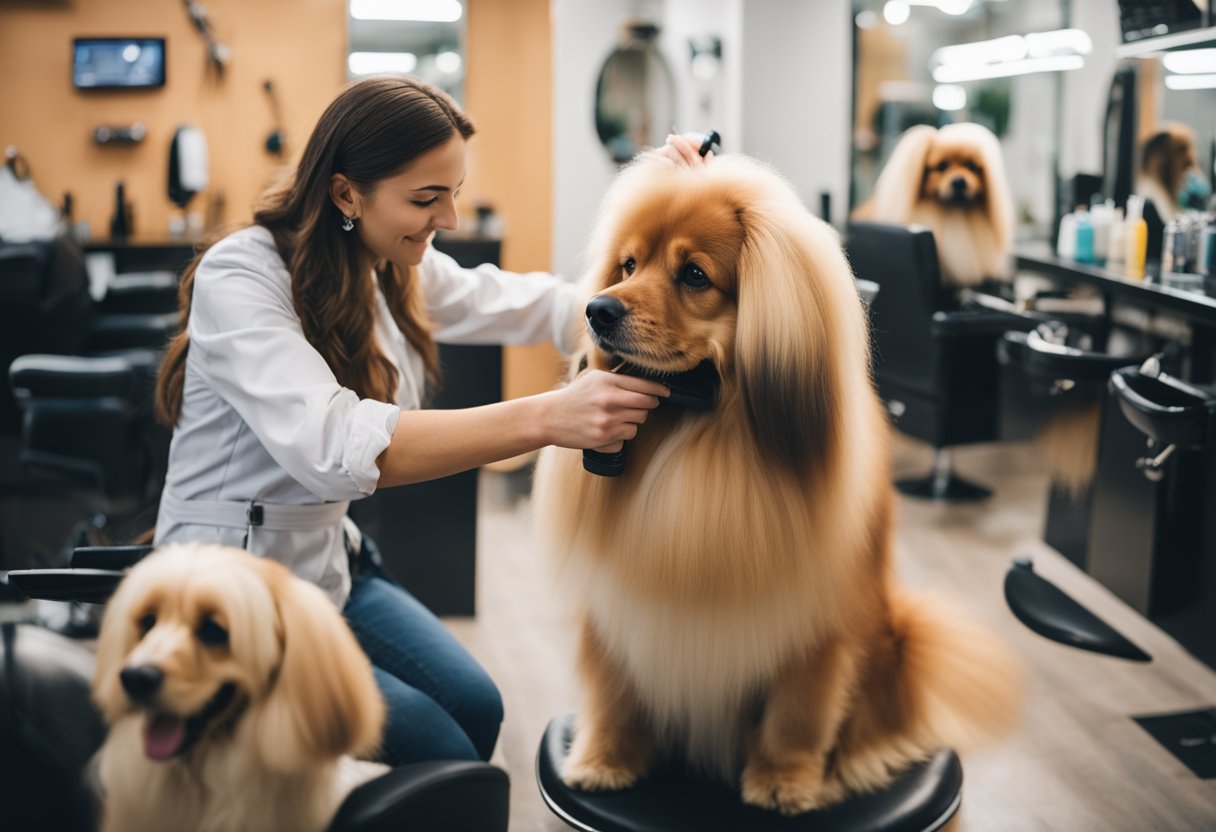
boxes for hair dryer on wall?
[168,125,209,210]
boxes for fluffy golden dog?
[92,543,387,832]
[534,152,1021,814]
[853,122,1014,288]
[1137,122,1200,222]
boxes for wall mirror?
[595,19,677,165]
[850,0,1068,239]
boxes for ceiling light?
[1164,72,1216,90]
[884,1,910,26]
[1163,48,1216,74]
[933,84,967,110]
[350,0,462,23]
[348,52,418,75]
[932,54,1084,83]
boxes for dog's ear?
[253,560,385,770]
[735,197,868,476]
[93,570,142,722]
[970,126,1015,258]
[867,125,937,223]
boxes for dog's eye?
[935,161,949,173]
[622,257,636,276]
[138,612,156,635]
[963,160,981,174]
[198,617,229,647]
[678,262,710,289]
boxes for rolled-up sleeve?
[421,248,584,355]
[189,239,400,501]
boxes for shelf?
[1115,25,1216,58]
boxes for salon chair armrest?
[85,312,177,352]
[9,354,142,400]
[71,545,153,570]
[328,760,510,832]
[930,309,1033,338]
[99,272,179,315]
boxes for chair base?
[536,713,963,832]
[896,473,991,502]
[896,449,991,502]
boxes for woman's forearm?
[376,396,551,487]
[374,369,668,488]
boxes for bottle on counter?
[1091,199,1115,267]
[1125,195,1148,281]
[1107,206,1126,271]
[1057,209,1078,260]
[1075,206,1095,265]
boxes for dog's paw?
[740,757,843,815]
[561,757,643,792]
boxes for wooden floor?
[446,437,1216,832]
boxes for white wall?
[551,0,850,280]
[551,0,635,279]
[739,0,852,224]
[1059,0,1121,179]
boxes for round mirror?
[595,20,676,165]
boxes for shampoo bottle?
[1125,195,1148,280]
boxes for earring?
[341,214,355,232]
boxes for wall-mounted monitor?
[73,38,166,90]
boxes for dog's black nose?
[950,176,968,194]
[120,665,165,703]
[586,295,628,335]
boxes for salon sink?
[1109,367,1216,449]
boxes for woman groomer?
[152,77,705,766]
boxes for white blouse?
[153,224,581,607]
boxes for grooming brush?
[582,130,723,478]
[582,359,720,477]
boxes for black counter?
[1015,241,1216,326]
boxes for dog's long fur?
[534,152,1021,814]
[853,122,1014,288]
[92,543,387,832]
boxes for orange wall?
[465,0,562,406]
[0,0,348,238]
[0,0,557,411]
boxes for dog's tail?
[889,587,1023,752]
[834,587,1023,794]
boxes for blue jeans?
[342,571,503,765]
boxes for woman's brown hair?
[156,77,475,426]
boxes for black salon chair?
[8,348,170,555]
[0,235,94,436]
[1,547,511,832]
[847,221,1033,501]
[996,325,1153,569]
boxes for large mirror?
[346,0,466,101]
[850,0,1067,240]
[594,19,677,165]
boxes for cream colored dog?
[92,543,387,832]
[854,122,1015,288]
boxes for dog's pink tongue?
[144,713,187,760]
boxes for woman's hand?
[656,132,714,167]
[538,370,668,452]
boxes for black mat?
[1133,708,1216,779]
